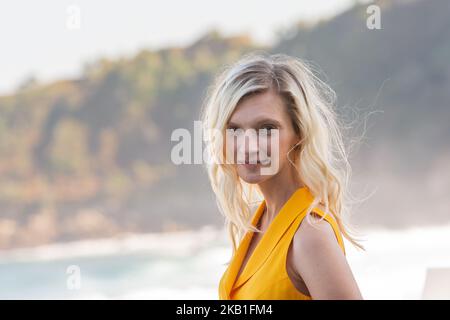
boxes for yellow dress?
[218,186,346,300]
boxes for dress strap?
[308,207,346,255]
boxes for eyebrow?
[227,118,282,128]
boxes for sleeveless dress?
[218,186,346,300]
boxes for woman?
[200,52,364,300]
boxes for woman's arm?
[291,214,363,300]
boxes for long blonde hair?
[200,52,365,256]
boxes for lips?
[242,160,262,164]
[240,158,270,165]
[243,163,260,170]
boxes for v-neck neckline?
[230,185,313,291]
[234,201,267,281]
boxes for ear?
[293,140,302,151]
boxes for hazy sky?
[0,0,356,95]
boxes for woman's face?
[225,89,299,184]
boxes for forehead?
[228,89,286,124]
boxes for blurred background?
[0,0,449,299]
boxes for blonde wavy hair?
[200,52,365,257]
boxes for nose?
[236,130,259,164]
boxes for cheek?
[263,132,291,156]
[223,135,238,163]
[274,133,296,163]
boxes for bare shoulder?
[294,211,339,252]
[290,210,363,299]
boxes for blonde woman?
[200,52,364,300]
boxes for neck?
[257,165,304,222]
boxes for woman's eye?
[226,127,242,136]
[261,125,276,133]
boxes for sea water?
[0,224,449,299]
